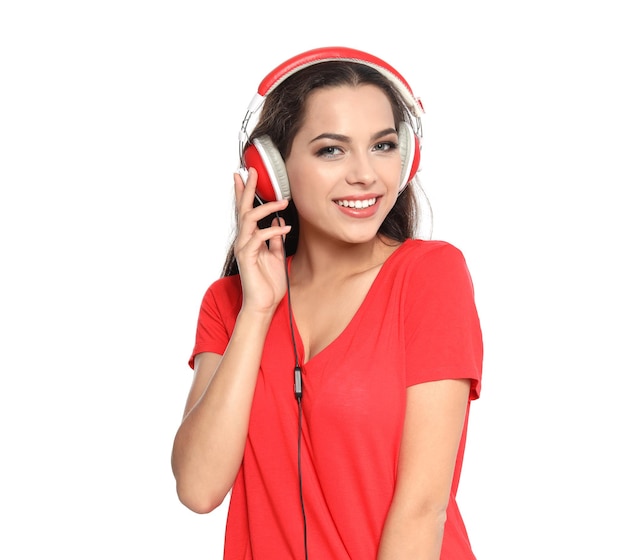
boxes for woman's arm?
[171,169,291,514]
[377,378,471,560]
[171,307,273,513]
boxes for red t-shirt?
[190,239,483,559]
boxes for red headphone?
[238,46,424,202]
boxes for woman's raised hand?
[233,168,292,315]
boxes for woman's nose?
[345,151,376,186]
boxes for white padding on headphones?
[397,121,415,191]
[253,135,291,200]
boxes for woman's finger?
[234,167,257,213]
[267,216,290,257]
[238,220,291,253]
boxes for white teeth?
[336,197,377,209]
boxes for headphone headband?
[256,46,424,118]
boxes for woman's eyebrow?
[309,128,398,144]
[309,132,350,144]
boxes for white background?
[1,1,624,558]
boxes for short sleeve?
[188,275,242,369]
[404,243,483,399]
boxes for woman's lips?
[333,196,381,218]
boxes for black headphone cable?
[278,212,309,560]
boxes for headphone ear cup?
[242,135,291,202]
[398,120,421,190]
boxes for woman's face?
[285,84,402,246]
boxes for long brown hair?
[221,61,422,277]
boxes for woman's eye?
[316,146,342,157]
[374,141,398,152]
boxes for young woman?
[172,47,483,560]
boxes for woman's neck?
[290,234,401,286]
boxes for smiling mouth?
[333,197,378,209]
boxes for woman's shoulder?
[382,238,474,290]
[391,238,468,266]
[201,273,243,307]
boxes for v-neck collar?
[285,240,411,366]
